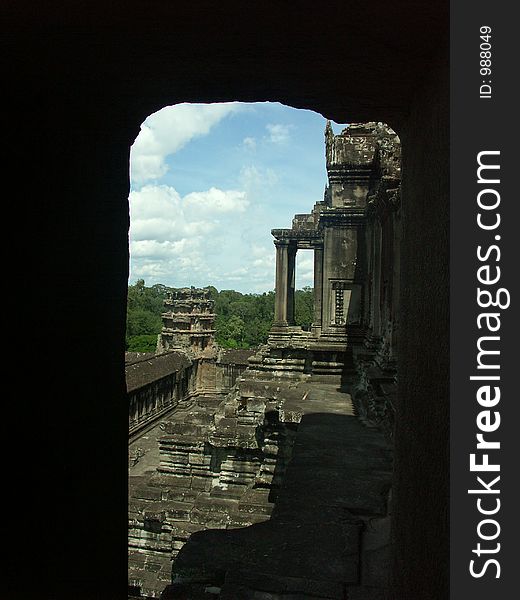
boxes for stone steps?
[160,383,392,598]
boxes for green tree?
[126,308,162,337]
[125,280,171,350]
[216,314,246,347]
[125,281,312,351]
[127,335,158,353]
[295,287,314,330]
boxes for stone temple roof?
[217,348,257,365]
[125,352,155,365]
[125,351,191,392]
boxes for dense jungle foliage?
[126,279,314,352]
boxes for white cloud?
[131,239,189,259]
[184,187,248,213]
[296,251,314,287]
[266,123,292,144]
[126,103,326,292]
[130,103,240,185]
[240,165,279,190]
[130,154,169,182]
[242,137,256,151]
[219,267,249,282]
[128,183,255,288]
[251,243,272,258]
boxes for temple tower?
[258,122,400,382]
[157,287,216,357]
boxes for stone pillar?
[287,244,297,325]
[391,210,401,358]
[371,220,382,336]
[364,221,373,326]
[312,242,323,333]
[273,239,289,327]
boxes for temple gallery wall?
[7,3,448,599]
[127,123,404,599]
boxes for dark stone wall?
[393,56,450,599]
[5,2,448,598]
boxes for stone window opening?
[11,3,449,598]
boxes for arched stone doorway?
[8,2,449,598]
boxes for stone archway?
[8,2,449,598]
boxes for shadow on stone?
[162,406,393,600]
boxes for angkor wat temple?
[128,123,402,599]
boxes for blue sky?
[129,102,347,293]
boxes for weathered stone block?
[194,496,239,514]
[210,484,245,499]
[169,452,190,465]
[191,476,212,491]
[172,539,186,551]
[226,516,258,529]
[246,397,266,413]
[134,486,162,501]
[171,519,203,533]
[262,444,279,456]
[236,414,259,426]
[215,417,238,431]
[151,473,192,490]
[236,425,258,440]
[224,404,237,418]
[143,509,166,522]
[238,502,273,516]
[254,474,276,487]
[158,464,192,476]
[204,515,231,529]
[188,453,210,465]
[161,423,206,437]
[279,407,303,423]
[166,502,191,521]
[219,471,253,485]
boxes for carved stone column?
[371,220,382,336]
[311,242,323,333]
[287,244,297,325]
[273,239,289,327]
